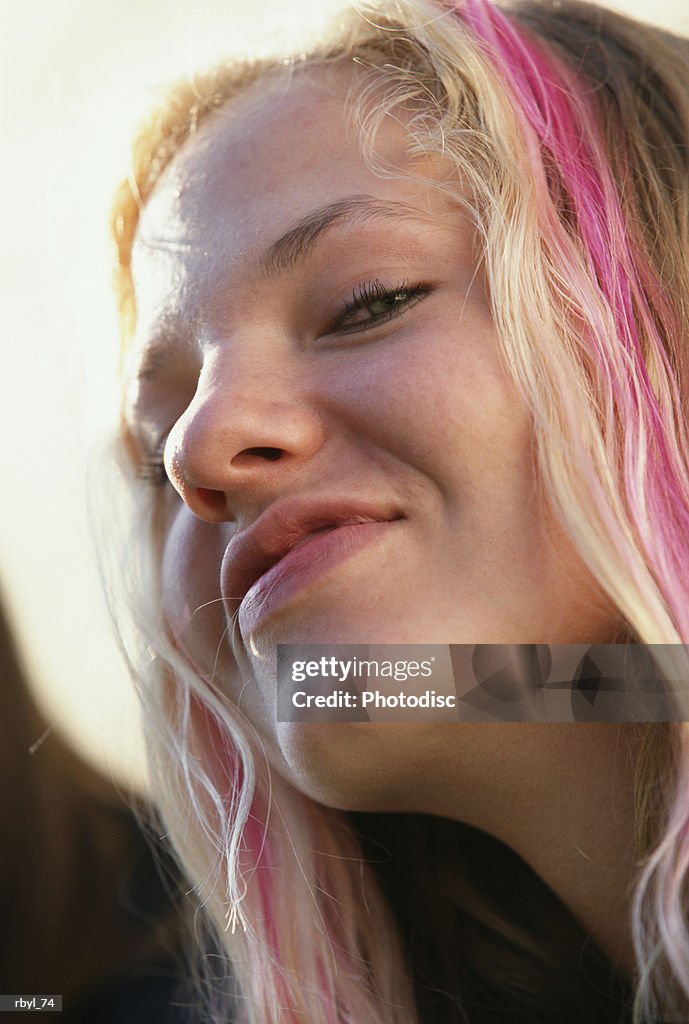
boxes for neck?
[423,723,641,979]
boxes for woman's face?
[125,66,618,774]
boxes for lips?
[221,498,403,633]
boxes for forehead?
[132,65,450,314]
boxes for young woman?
[107,0,689,1020]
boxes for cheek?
[160,508,289,756]
[331,310,529,464]
[161,508,228,664]
[352,331,535,512]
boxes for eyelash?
[137,437,169,487]
[329,278,430,335]
[136,278,430,486]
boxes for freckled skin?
[125,66,637,975]
[129,67,616,655]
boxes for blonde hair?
[108,1,689,1020]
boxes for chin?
[275,721,430,813]
[243,613,428,653]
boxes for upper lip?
[222,498,403,606]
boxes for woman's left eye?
[328,279,431,335]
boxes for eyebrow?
[262,193,429,275]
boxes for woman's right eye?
[136,435,169,487]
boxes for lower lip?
[231,520,400,636]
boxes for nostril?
[239,447,284,462]
[196,487,228,516]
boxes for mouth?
[221,499,403,634]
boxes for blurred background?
[2,0,688,792]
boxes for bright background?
[2,0,688,789]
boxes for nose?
[166,348,326,522]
